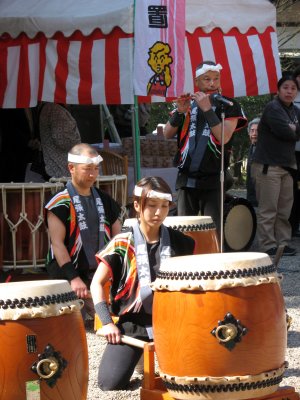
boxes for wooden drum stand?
[96,333,299,400]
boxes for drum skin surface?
[223,197,257,252]
[152,252,287,400]
[0,280,88,400]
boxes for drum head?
[224,197,257,252]
[152,252,277,292]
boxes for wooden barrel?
[123,216,220,254]
[152,252,287,400]
[0,280,88,400]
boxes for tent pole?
[102,105,122,144]
[132,0,141,183]
[131,98,141,182]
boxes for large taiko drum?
[123,216,220,254]
[0,183,63,268]
[0,280,88,400]
[152,252,287,400]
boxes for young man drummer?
[45,143,122,317]
[164,61,247,234]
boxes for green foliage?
[148,102,173,133]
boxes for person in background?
[163,60,247,235]
[293,65,300,109]
[90,176,195,390]
[45,143,122,318]
[39,102,81,178]
[109,104,151,138]
[246,118,260,207]
[251,75,300,257]
[290,66,300,237]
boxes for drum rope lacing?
[1,183,63,268]
[0,291,78,309]
[156,264,276,280]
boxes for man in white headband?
[44,143,122,318]
[163,60,247,236]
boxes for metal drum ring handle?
[215,323,238,342]
[36,357,59,379]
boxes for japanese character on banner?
[79,221,88,230]
[74,204,84,213]
[77,212,86,223]
[73,196,80,204]
[133,0,186,98]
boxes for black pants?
[98,341,144,390]
[98,316,152,391]
[177,186,221,234]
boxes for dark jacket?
[253,98,300,168]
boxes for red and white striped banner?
[0,26,281,108]
[133,0,185,98]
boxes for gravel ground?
[85,189,300,399]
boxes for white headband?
[134,185,172,202]
[68,153,103,165]
[195,63,223,78]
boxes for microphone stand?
[219,104,225,253]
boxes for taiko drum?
[0,280,88,400]
[152,252,287,400]
[0,183,63,267]
[123,216,220,254]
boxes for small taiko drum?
[223,196,257,252]
[152,252,287,400]
[0,280,88,400]
[123,216,220,254]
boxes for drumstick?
[273,244,285,268]
[96,329,149,349]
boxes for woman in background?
[252,75,300,257]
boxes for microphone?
[210,93,234,107]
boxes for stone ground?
[85,188,300,399]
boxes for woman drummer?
[90,176,195,390]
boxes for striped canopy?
[0,0,281,108]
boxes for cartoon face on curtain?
[147,41,173,97]
[133,1,185,99]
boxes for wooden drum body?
[123,216,220,254]
[0,280,88,400]
[0,183,63,268]
[152,252,287,400]
[164,216,220,254]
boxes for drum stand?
[140,342,300,400]
[96,332,300,400]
